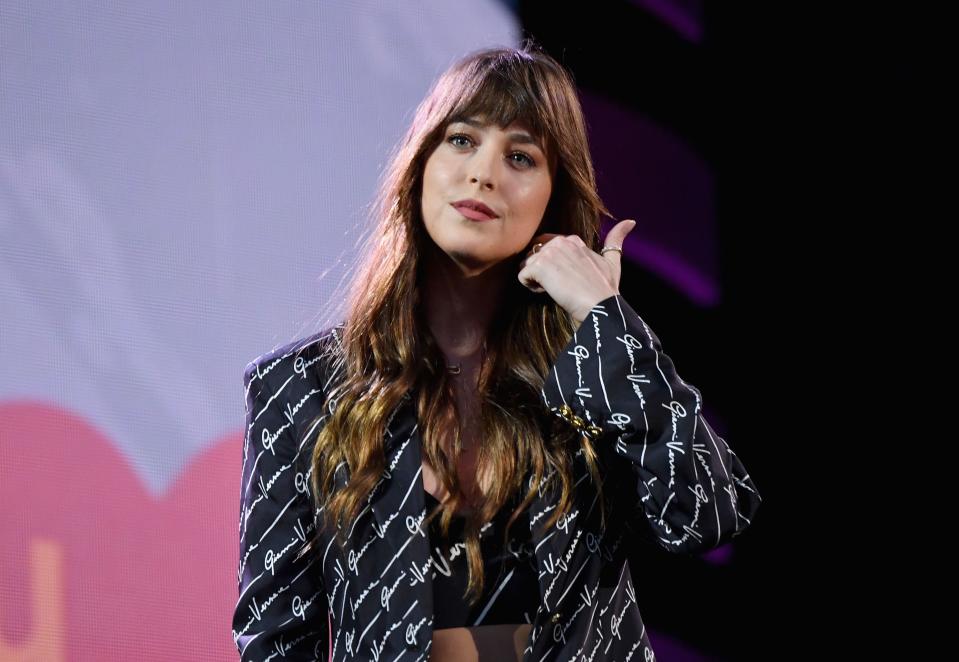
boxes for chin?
[441,245,506,271]
[447,249,489,269]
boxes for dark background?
[514,1,925,658]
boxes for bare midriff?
[429,623,532,662]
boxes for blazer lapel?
[367,392,429,561]
[526,466,573,615]
[528,451,598,616]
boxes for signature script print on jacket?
[232,293,762,661]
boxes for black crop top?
[424,490,540,629]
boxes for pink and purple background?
[0,1,733,660]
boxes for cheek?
[518,179,552,223]
[421,166,444,218]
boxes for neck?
[420,245,512,362]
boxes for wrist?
[571,291,619,330]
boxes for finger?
[524,233,563,253]
[604,219,636,248]
[519,273,545,293]
[600,219,636,263]
[517,257,545,293]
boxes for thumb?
[602,219,636,255]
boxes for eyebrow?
[452,118,545,151]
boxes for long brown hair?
[306,40,616,606]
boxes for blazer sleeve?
[232,360,329,661]
[540,293,762,555]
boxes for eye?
[448,133,537,168]
[510,152,535,168]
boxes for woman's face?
[420,116,553,273]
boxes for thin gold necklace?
[446,340,487,376]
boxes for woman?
[232,42,761,662]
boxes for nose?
[468,145,497,190]
[470,174,493,190]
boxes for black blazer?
[231,293,762,661]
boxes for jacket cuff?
[541,293,680,441]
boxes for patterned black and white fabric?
[232,293,762,661]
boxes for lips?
[452,199,498,220]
